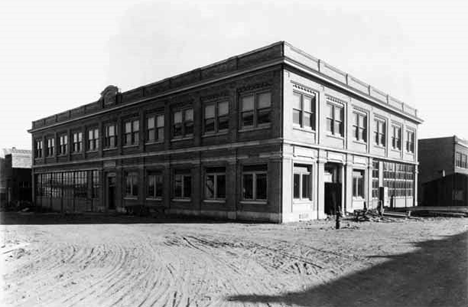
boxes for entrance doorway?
[324,163,342,215]
[107,174,116,210]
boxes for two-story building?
[29,42,422,222]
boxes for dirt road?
[1,214,467,307]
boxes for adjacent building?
[418,136,468,207]
[0,148,32,206]
[29,42,422,222]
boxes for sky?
[1,0,467,151]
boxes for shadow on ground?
[227,231,468,307]
[0,212,251,225]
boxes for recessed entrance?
[107,173,116,210]
[324,163,342,215]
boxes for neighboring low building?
[418,136,468,207]
[28,41,422,222]
[0,148,32,206]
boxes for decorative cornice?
[237,82,271,94]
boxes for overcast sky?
[1,0,467,151]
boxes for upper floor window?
[104,124,117,149]
[241,92,271,129]
[72,132,83,153]
[405,130,415,153]
[242,164,267,201]
[352,169,364,198]
[456,152,468,169]
[391,125,402,150]
[293,92,316,130]
[374,119,386,147]
[46,137,55,157]
[204,101,229,134]
[124,119,139,146]
[173,108,193,139]
[147,172,163,199]
[205,167,226,200]
[35,139,43,158]
[147,114,164,143]
[87,128,99,151]
[125,172,138,198]
[293,164,312,201]
[58,134,68,155]
[174,170,192,199]
[326,103,344,137]
[352,112,367,142]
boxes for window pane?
[148,117,155,129]
[125,122,131,133]
[205,118,215,132]
[218,115,229,131]
[257,108,270,125]
[183,175,191,198]
[243,174,253,199]
[302,174,311,199]
[205,105,215,119]
[157,127,164,141]
[242,111,254,127]
[327,104,333,118]
[218,101,229,116]
[185,121,194,135]
[205,175,215,199]
[156,115,164,127]
[256,173,267,200]
[109,125,115,136]
[293,174,300,198]
[174,174,182,197]
[148,130,155,142]
[185,109,193,121]
[242,96,254,111]
[258,92,271,108]
[133,120,139,131]
[303,96,312,113]
[148,175,155,197]
[217,175,226,198]
[174,111,182,123]
[173,123,182,137]
[293,110,301,125]
[304,112,312,128]
[326,118,333,132]
[293,93,301,109]
[335,106,342,120]
[155,175,163,197]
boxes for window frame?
[352,111,367,143]
[352,169,365,198]
[104,123,117,149]
[204,167,226,200]
[123,118,140,146]
[58,134,68,155]
[146,113,165,143]
[293,164,312,202]
[147,171,163,199]
[241,164,268,202]
[405,130,415,153]
[172,107,194,139]
[35,139,43,158]
[374,119,386,147]
[203,101,229,135]
[46,137,55,157]
[87,127,99,151]
[124,171,139,198]
[326,102,344,137]
[173,170,192,199]
[292,91,316,131]
[240,91,272,130]
[391,124,402,150]
[72,131,83,153]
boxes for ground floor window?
[205,167,226,200]
[293,164,312,201]
[125,172,138,198]
[174,170,191,199]
[352,170,364,198]
[35,170,100,200]
[242,165,267,201]
[147,172,163,199]
[372,161,379,198]
[383,162,414,197]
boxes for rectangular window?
[326,103,344,137]
[204,101,229,134]
[374,120,386,147]
[147,114,164,143]
[242,165,267,201]
[174,170,192,198]
[125,172,138,198]
[87,128,99,151]
[124,119,139,146]
[58,134,68,155]
[372,161,379,199]
[352,112,367,142]
[92,170,100,199]
[456,152,468,169]
[352,170,364,198]
[72,132,83,153]
[241,92,271,129]
[293,92,316,130]
[205,167,226,200]
[147,172,163,199]
[406,130,415,153]
[35,139,43,158]
[46,137,55,157]
[293,165,312,200]
[173,108,194,139]
[104,124,117,148]
[74,171,87,198]
[391,125,402,150]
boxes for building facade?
[0,148,32,206]
[418,136,468,207]
[29,42,422,222]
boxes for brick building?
[418,136,468,207]
[29,42,422,222]
[0,148,32,205]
